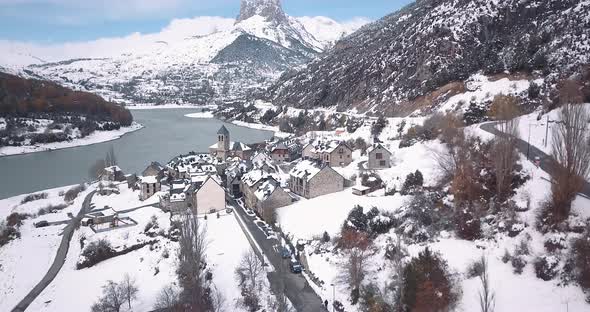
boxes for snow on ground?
[436,74,532,114]
[0,185,95,311]
[231,120,291,139]
[92,182,160,212]
[0,123,143,157]
[185,111,214,119]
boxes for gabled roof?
[271,142,288,152]
[367,143,392,155]
[254,178,281,202]
[306,140,351,154]
[289,160,323,182]
[217,125,230,135]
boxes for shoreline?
[0,122,144,158]
[126,104,217,110]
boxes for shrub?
[401,248,460,312]
[37,203,69,216]
[511,256,527,274]
[0,221,21,247]
[534,255,560,281]
[6,212,30,227]
[454,204,482,241]
[359,283,392,312]
[65,184,86,202]
[544,234,567,252]
[571,230,590,297]
[343,206,368,233]
[371,116,388,137]
[466,259,484,278]
[144,215,159,233]
[322,231,331,243]
[21,192,48,204]
[360,173,384,191]
[401,170,424,195]
[395,192,453,243]
[77,239,116,269]
[501,249,512,264]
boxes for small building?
[352,185,371,196]
[139,176,161,201]
[270,142,290,163]
[225,159,252,197]
[209,126,253,161]
[102,166,125,182]
[193,176,226,215]
[253,178,292,221]
[302,140,353,167]
[367,144,392,169]
[289,160,345,199]
[142,162,165,181]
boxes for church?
[209,125,253,161]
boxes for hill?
[266,0,590,116]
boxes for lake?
[0,109,273,199]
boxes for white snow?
[0,123,143,157]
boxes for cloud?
[0,16,236,67]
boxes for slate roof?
[217,125,230,135]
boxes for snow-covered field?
[0,180,259,311]
[0,123,143,157]
[0,185,94,311]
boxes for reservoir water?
[0,109,273,199]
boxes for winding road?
[479,122,590,196]
[12,190,96,312]
[227,195,328,312]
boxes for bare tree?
[105,145,118,167]
[177,213,209,311]
[154,284,181,311]
[211,285,227,312]
[550,103,590,223]
[89,158,107,180]
[121,273,139,310]
[338,230,372,299]
[91,280,126,312]
[235,249,264,291]
[478,256,495,312]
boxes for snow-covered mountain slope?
[2,0,366,105]
[267,0,590,115]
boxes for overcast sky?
[0,0,413,43]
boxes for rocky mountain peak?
[236,0,288,24]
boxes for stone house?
[302,140,353,167]
[289,160,345,199]
[102,166,125,182]
[253,178,292,221]
[270,142,290,162]
[225,159,252,197]
[367,144,392,169]
[209,125,253,161]
[139,176,161,201]
[192,176,226,215]
[142,162,165,181]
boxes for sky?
[0,0,413,43]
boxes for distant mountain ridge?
[266,0,590,115]
[0,0,366,105]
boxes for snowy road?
[227,195,328,312]
[480,122,590,196]
[12,190,96,312]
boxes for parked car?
[280,247,291,259]
[289,260,303,274]
[34,220,49,228]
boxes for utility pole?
[330,283,335,312]
[527,122,532,160]
[545,115,550,148]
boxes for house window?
[376,153,383,160]
[340,155,342,159]
[380,160,386,166]
[338,148,344,154]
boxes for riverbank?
[183,113,291,138]
[0,123,143,157]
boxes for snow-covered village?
[1,1,590,312]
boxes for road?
[227,195,328,312]
[12,190,96,312]
[479,122,590,196]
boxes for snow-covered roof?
[254,178,280,202]
[289,160,323,181]
[209,141,252,151]
[367,143,392,155]
[140,176,158,184]
[241,169,275,187]
[271,142,288,152]
[306,140,349,154]
[104,166,121,173]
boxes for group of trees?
[91,274,138,312]
[88,146,118,180]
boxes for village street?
[227,194,329,312]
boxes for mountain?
[267,0,590,115]
[4,0,365,105]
